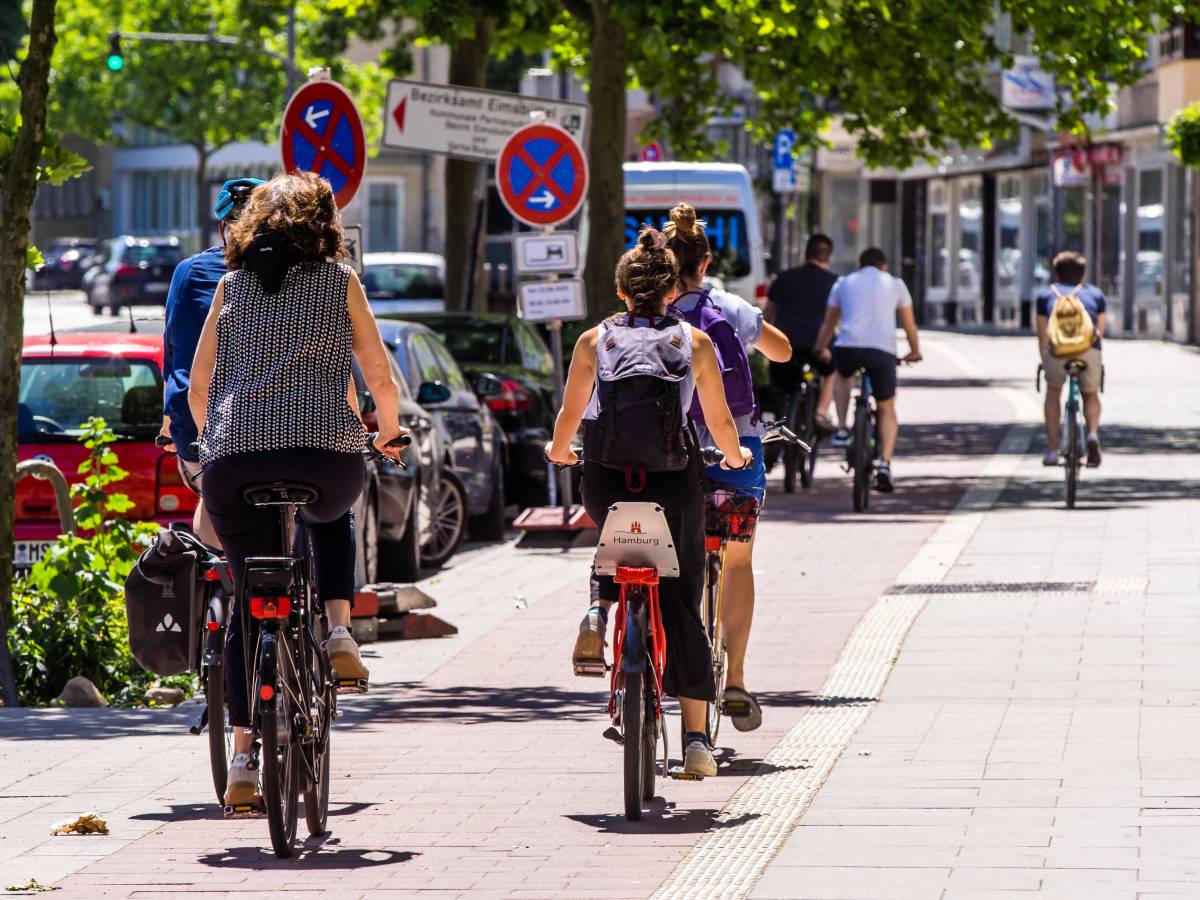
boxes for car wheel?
[468,463,506,542]
[378,482,421,583]
[417,473,466,568]
[353,488,379,588]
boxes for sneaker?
[831,428,850,448]
[325,626,369,681]
[814,414,837,437]
[684,738,718,778]
[1042,449,1062,467]
[224,753,260,807]
[875,461,895,493]
[1086,434,1102,468]
[572,606,607,675]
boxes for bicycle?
[225,433,409,857]
[843,368,879,513]
[1037,360,1102,509]
[781,363,822,492]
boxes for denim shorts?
[703,435,767,494]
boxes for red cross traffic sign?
[496,122,588,228]
[280,78,366,209]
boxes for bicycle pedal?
[722,700,752,717]
[602,726,624,746]
[223,802,263,819]
[667,765,704,781]
[573,660,609,678]
[335,679,368,695]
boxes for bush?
[8,417,188,706]
[1166,101,1200,168]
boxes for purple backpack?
[673,290,757,425]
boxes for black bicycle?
[1037,361,1102,509]
[230,433,409,857]
[191,549,234,805]
[844,368,879,513]
[781,363,822,492]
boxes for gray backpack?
[582,315,692,472]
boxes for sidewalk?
[3,332,1196,898]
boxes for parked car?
[398,312,556,509]
[18,326,426,590]
[362,252,446,316]
[376,320,506,552]
[84,236,184,315]
[16,332,193,569]
[32,237,99,291]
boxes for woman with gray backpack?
[545,226,750,778]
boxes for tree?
[0,0,88,707]
[47,0,387,242]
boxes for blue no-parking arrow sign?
[280,78,366,209]
[496,122,588,228]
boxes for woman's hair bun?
[669,203,698,236]
[637,226,667,252]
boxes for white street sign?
[518,278,586,323]
[513,232,579,275]
[773,167,797,193]
[382,79,590,163]
[343,224,364,275]
[1002,56,1056,110]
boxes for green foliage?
[1167,101,1200,168]
[9,418,162,707]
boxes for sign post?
[772,129,797,269]
[500,119,590,531]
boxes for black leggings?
[581,457,715,702]
[203,448,366,728]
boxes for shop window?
[367,180,405,252]
[1170,165,1191,300]
[1061,188,1084,253]
[1032,173,1052,290]
[928,180,949,290]
[1137,168,1164,298]
[996,175,1022,296]
[957,179,982,293]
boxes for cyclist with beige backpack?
[1036,251,1106,468]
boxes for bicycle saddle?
[1065,359,1088,374]
[242,481,320,507]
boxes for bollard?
[15,459,76,536]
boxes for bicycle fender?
[622,610,645,674]
[256,630,278,715]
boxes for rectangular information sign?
[382,79,590,163]
[517,278,586,323]
[342,224,364,275]
[513,232,579,275]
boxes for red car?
[16,331,194,568]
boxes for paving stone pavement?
[2,332,1193,899]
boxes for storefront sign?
[1002,56,1056,110]
[1052,153,1089,188]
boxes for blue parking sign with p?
[773,129,796,170]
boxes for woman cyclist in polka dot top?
[189,171,410,808]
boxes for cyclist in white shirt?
[813,247,921,492]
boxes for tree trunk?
[581,1,628,322]
[0,0,59,708]
[443,20,495,311]
[195,146,209,248]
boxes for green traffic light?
[106,53,124,71]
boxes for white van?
[623,162,767,303]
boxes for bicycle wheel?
[852,406,871,513]
[641,669,657,801]
[703,553,726,746]
[782,388,804,493]
[204,660,231,804]
[260,631,299,858]
[303,616,333,836]
[622,669,644,821]
[799,381,819,488]
[1065,405,1080,509]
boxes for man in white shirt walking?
[813,247,922,492]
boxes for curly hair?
[224,171,345,270]
[662,202,711,283]
[614,227,679,318]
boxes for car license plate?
[144,281,169,293]
[14,540,55,568]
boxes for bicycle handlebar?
[364,432,412,469]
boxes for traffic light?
[106,33,123,72]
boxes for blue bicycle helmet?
[213,177,265,221]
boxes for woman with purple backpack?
[664,202,793,734]
[546,226,750,777]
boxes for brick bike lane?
[18,333,1020,899]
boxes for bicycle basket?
[703,489,762,543]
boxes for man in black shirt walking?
[765,234,839,430]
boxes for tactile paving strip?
[652,423,1036,900]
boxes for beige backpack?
[1046,284,1095,358]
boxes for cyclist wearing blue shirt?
[665,203,792,734]
[1035,251,1106,467]
[159,178,264,545]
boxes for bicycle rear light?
[250,596,292,619]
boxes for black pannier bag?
[125,526,205,676]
